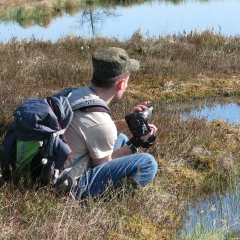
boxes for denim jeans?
[72,133,158,199]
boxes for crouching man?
[60,47,158,200]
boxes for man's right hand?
[132,101,151,112]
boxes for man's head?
[91,47,140,88]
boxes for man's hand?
[123,101,158,150]
[140,124,157,148]
[140,124,157,141]
[132,101,151,112]
[128,124,158,149]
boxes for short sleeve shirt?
[64,87,117,178]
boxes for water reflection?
[177,98,240,238]
[181,102,240,125]
[1,0,240,42]
[182,186,240,238]
[161,97,240,125]
[79,8,121,38]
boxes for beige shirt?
[64,87,117,179]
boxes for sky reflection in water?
[180,100,240,237]
[181,102,240,125]
[1,0,240,42]
[183,188,240,237]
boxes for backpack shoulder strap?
[71,98,111,115]
[51,88,77,98]
[51,88,111,115]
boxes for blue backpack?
[1,88,110,185]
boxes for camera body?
[125,106,153,137]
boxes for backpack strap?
[78,105,111,115]
[51,87,77,99]
[51,88,111,115]
[48,129,66,157]
[71,98,110,115]
[52,152,88,188]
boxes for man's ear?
[117,79,124,90]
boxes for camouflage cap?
[92,47,140,80]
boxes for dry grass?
[0,184,181,239]
[0,33,240,239]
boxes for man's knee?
[147,153,158,176]
[139,153,158,178]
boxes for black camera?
[125,106,153,137]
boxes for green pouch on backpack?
[16,140,42,178]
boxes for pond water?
[178,98,240,238]
[181,101,240,125]
[1,0,240,43]
[182,186,240,238]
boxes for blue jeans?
[72,134,158,199]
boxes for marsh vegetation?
[0,30,240,239]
